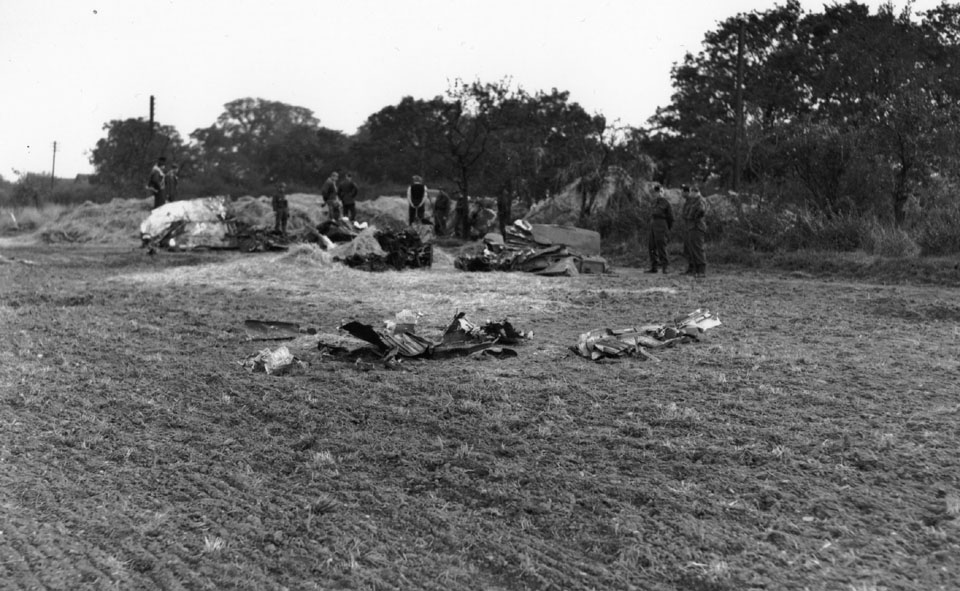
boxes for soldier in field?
[147,156,166,209]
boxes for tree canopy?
[647,0,960,222]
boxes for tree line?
[89,82,647,212]
[83,1,959,227]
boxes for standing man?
[338,173,359,222]
[645,184,674,274]
[433,187,451,236]
[455,190,470,239]
[497,190,513,240]
[272,181,289,236]
[681,184,708,278]
[321,171,341,222]
[147,156,166,209]
[164,163,180,202]
[407,175,428,225]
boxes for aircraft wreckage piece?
[575,309,721,361]
[332,312,530,361]
[240,345,306,375]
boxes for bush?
[860,220,921,258]
[793,211,863,252]
[721,207,798,252]
[910,203,960,256]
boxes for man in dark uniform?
[497,190,513,239]
[681,184,708,278]
[164,163,179,202]
[272,181,289,235]
[454,190,470,239]
[407,175,428,225]
[321,171,341,221]
[338,173,359,221]
[147,157,166,209]
[433,187,451,236]
[645,184,674,273]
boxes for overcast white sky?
[0,0,942,178]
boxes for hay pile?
[40,198,153,243]
[356,196,410,232]
[328,227,386,259]
[525,168,638,226]
[231,194,326,241]
[275,243,334,267]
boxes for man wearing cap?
[407,175,428,225]
[645,184,674,274]
[321,171,341,221]
[681,184,708,278]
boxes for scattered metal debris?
[240,345,306,375]
[243,320,314,341]
[574,309,721,361]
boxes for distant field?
[1,239,958,590]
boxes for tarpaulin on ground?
[574,309,721,361]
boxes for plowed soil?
[1,243,959,590]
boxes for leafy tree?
[90,118,189,195]
[649,0,960,222]
[349,96,448,183]
[191,98,348,190]
[351,80,636,213]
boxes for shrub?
[793,211,863,252]
[910,203,960,256]
[721,207,797,252]
[860,220,921,258]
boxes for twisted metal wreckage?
[574,309,722,361]
[455,220,608,276]
[240,309,721,374]
[241,312,533,374]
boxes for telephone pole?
[51,141,57,190]
[149,95,156,137]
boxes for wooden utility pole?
[50,141,57,190]
[733,18,745,192]
[149,95,156,137]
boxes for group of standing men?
[645,183,708,278]
[271,171,360,236]
[269,169,475,240]
[319,172,359,224]
[405,175,472,239]
[147,157,180,209]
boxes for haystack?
[328,227,386,259]
[525,168,638,226]
[40,198,152,243]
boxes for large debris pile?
[455,220,606,276]
[334,227,432,271]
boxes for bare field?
[2,243,959,590]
